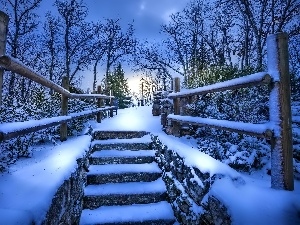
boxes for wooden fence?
[0,11,117,142]
[167,33,294,191]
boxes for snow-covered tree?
[104,63,130,109]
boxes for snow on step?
[80,201,174,224]
[85,178,166,196]
[92,135,152,146]
[91,149,156,158]
[88,162,161,175]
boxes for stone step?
[80,201,175,225]
[93,130,149,140]
[87,163,162,185]
[92,139,152,151]
[83,178,167,209]
[90,150,156,165]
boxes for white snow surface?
[0,106,299,224]
[211,176,300,225]
[88,162,161,175]
[80,201,174,224]
[0,135,91,224]
[91,149,156,157]
[0,107,114,134]
[267,34,280,81]
[155,132,240,179]
[90,106,162,132]
[0,116,71,133]
[84,178,166,196]
[91,134,152,147]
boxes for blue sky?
[41,0,188,41]
[83,0,188,40]
[39,0,189,92]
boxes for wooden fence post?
[172,77,181,136]
[96,85,102,123]
[267,32,294,190]
[109,91,114,117]
[0,11,9,105]
[60,76,69,141]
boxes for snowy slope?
[0,135,91,224]
[0,106,299,224]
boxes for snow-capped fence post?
[0,11,9,105]
[109,91,114,117]
[96,85,102,123]
[60,76,69,141]
[172,77,181,136]
[267,32,294,191]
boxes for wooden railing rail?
[0,11,117,142]
[0,107,116,142]
[0,55,112,100]
[167,33,294,191]
[168,114,273,138]
[168,72,271,99]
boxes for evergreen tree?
[105,64,131,109]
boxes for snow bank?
[153,133,300,225]
[211,176,300,225]
[0,135,91,224]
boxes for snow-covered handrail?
[167,33,293,191]
[168,72,271,99]
[0,12,118,143]
[0,55,113,100]
[0,107,117,141]
[168,114,273,138]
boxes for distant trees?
[91,19,136,93]
[1,0,137,103]
[161,0,207,85]
[104,63,130,108]
[0,0,137,170]
[133,42,174,91]
[135,0,299,88]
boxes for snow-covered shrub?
[67,97,97,136]
[0,87,97,172]
[184,66,271,173]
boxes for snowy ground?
[90,105,300,225]
[0,105,299,224]
[0,135,91,224]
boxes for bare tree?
[225,0,300,69]
[40,12,64,84]
[134,0,214,87]
[134,41,178,76]
[1,0,42,97]
[161,0,208,86]
[55,0,94,84]
[100,19,136,93]
[90,22,106,92]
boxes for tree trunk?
[93,59,99,92]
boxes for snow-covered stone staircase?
[80,131,175,225]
